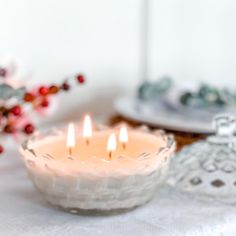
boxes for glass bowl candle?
[20,118,175,214]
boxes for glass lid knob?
[213,114,236,136]
[207,114,236,144]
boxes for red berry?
[38,86,49,96]
[24,123,34,134]
[49,85,59,94]
[76,74,85,84]
[24,93,35,102]
[41,99,49,107]
[11,105,22,116]
[0,68,7,77]
[0,145,4,154]
[61,82,70,91]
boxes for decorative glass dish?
[167,115,236,204]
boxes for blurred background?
[1,0,236,123]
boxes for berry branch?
[0,68,86,154]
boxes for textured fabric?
[1,138,236,236]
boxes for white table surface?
[1,138,236,236]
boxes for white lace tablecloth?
[1,139,236,236]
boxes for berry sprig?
[0,70,86,154]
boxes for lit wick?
[69,147,72,156]
[86,139,89,145]
[119,125,128,150]
[66,123,76,158]
[83,115,93,145]
[107,133,117,160]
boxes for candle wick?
[86,138,90,146]
[122,143,126,149]
[68,147,72,157]
[109,151,112,160]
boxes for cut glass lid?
[167,114,236,204]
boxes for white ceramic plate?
[114,96,215,133]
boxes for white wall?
[149,0,236,87]
[1,0,236,121]
[0,0,141,122]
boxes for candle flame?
[66,123,76,148]
[83,115,93,138]
[107,133,117,152]
[119,125,128,144]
